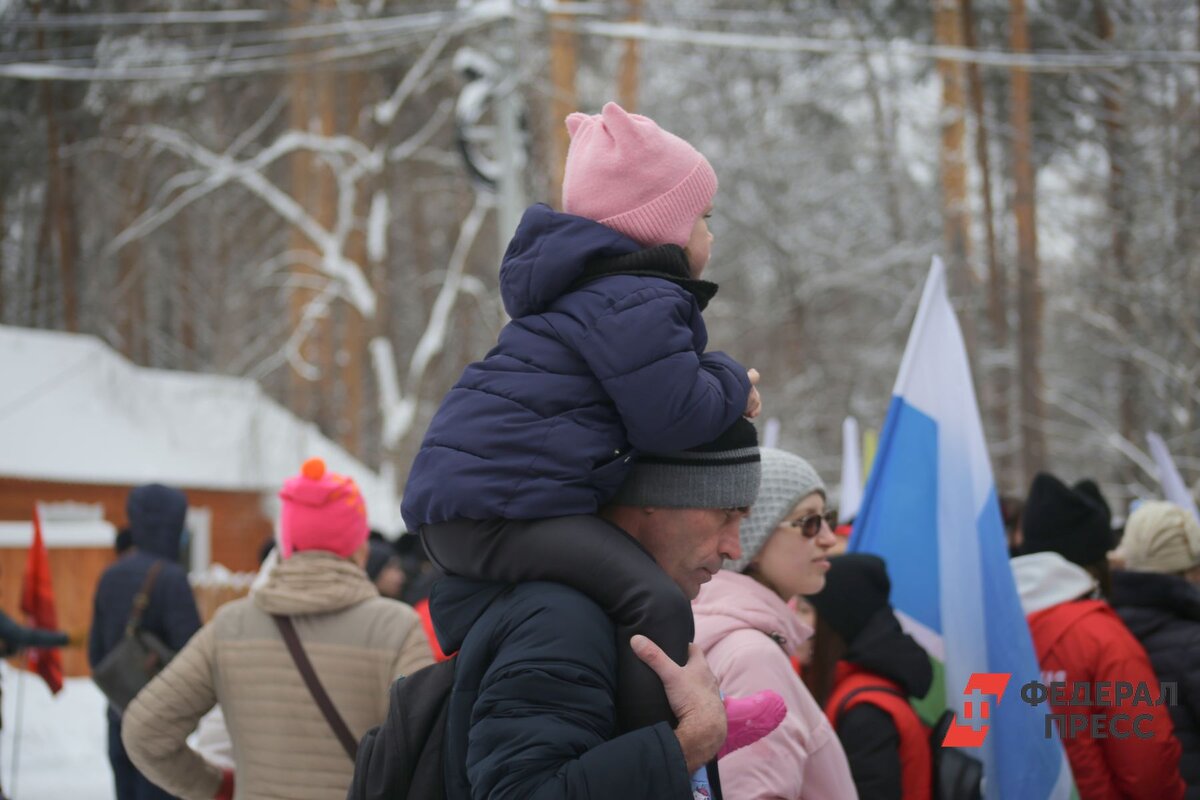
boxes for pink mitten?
[717,690,787,759]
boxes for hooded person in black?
[88,484,201,800]
[806,554,934,800]
[1111,501,1200,798]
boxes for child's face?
[684,205,714,277]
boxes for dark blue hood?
[428,577,510,654]
[126,483,188,561]
[499,204,640,318]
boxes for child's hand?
[744,369,761,419]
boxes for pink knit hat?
[278,458,369,559]
[561,102,718,249]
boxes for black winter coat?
[834,608,934,800]
[87,484,201,719]
[1111,570,1200,798]
[429,576,693,799]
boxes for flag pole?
[9,662,25,798]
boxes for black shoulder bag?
[92,561,178,712]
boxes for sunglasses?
[781,510,839,539]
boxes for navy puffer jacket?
[431,577,693,799]
[88,484,201,713]
[402,204,750,529]
[1112,570,1200,797]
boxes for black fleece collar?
[571,244,719,311]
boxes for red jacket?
[826,663,931,800]
[1028,600,1185,800]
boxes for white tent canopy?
[0,325,402,531]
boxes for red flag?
[20,504,64,694]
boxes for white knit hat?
[725,447,825,572]
[1118,501,1200,574]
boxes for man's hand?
[744,368,762,419]
[631,635,726,772]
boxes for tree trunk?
[37,12,77,332]
[841,0,905,242]
[287,0,333,427]
[117,158,146,363]
[313,17,338,440]
[932,0,976,360]
[177,207,196,369]
[617,0,641,112]
[33,195,50,328]
[1095,1,1138,492]
[548,14,578,205]
[961,0,1011,489]
[339,70,368,460]
[1008,0,1047,483]
[288,0,313,420]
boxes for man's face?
[375,562,406,599]
[638,507,746,599]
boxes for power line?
[556,18,1200,72]
[0,10,449,64]
[2,10,280,27]
[5,7,1200,84]
[0,11,472,81]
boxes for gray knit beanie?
[611,418,760,510]
[725,447,825,572]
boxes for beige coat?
[122,551,434,800]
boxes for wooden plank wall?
[0,546,112,677]
[0,477,271,677]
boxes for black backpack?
[927,708,984,800]
[833,685,983,800]
[347,657,456,800]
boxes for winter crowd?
[6,103,1200,800]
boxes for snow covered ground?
[0,662,114,800]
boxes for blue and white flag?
[850,257,1074,799]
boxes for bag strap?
[271,614,358,760]
[832,684,907,724]
[125,561,164,637]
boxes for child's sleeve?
[578,285,751,453]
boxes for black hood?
[1111,570,1200,639]
[427,577,510,655]
[126,483,188,561]
[843,607,934,699]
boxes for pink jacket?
[694,570,858,800]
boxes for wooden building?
[0,325,402,676]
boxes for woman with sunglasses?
[693,447,857,799]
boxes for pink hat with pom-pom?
[278,457,369,559]
[561,102,717,249]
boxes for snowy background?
[1,663,113,800]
